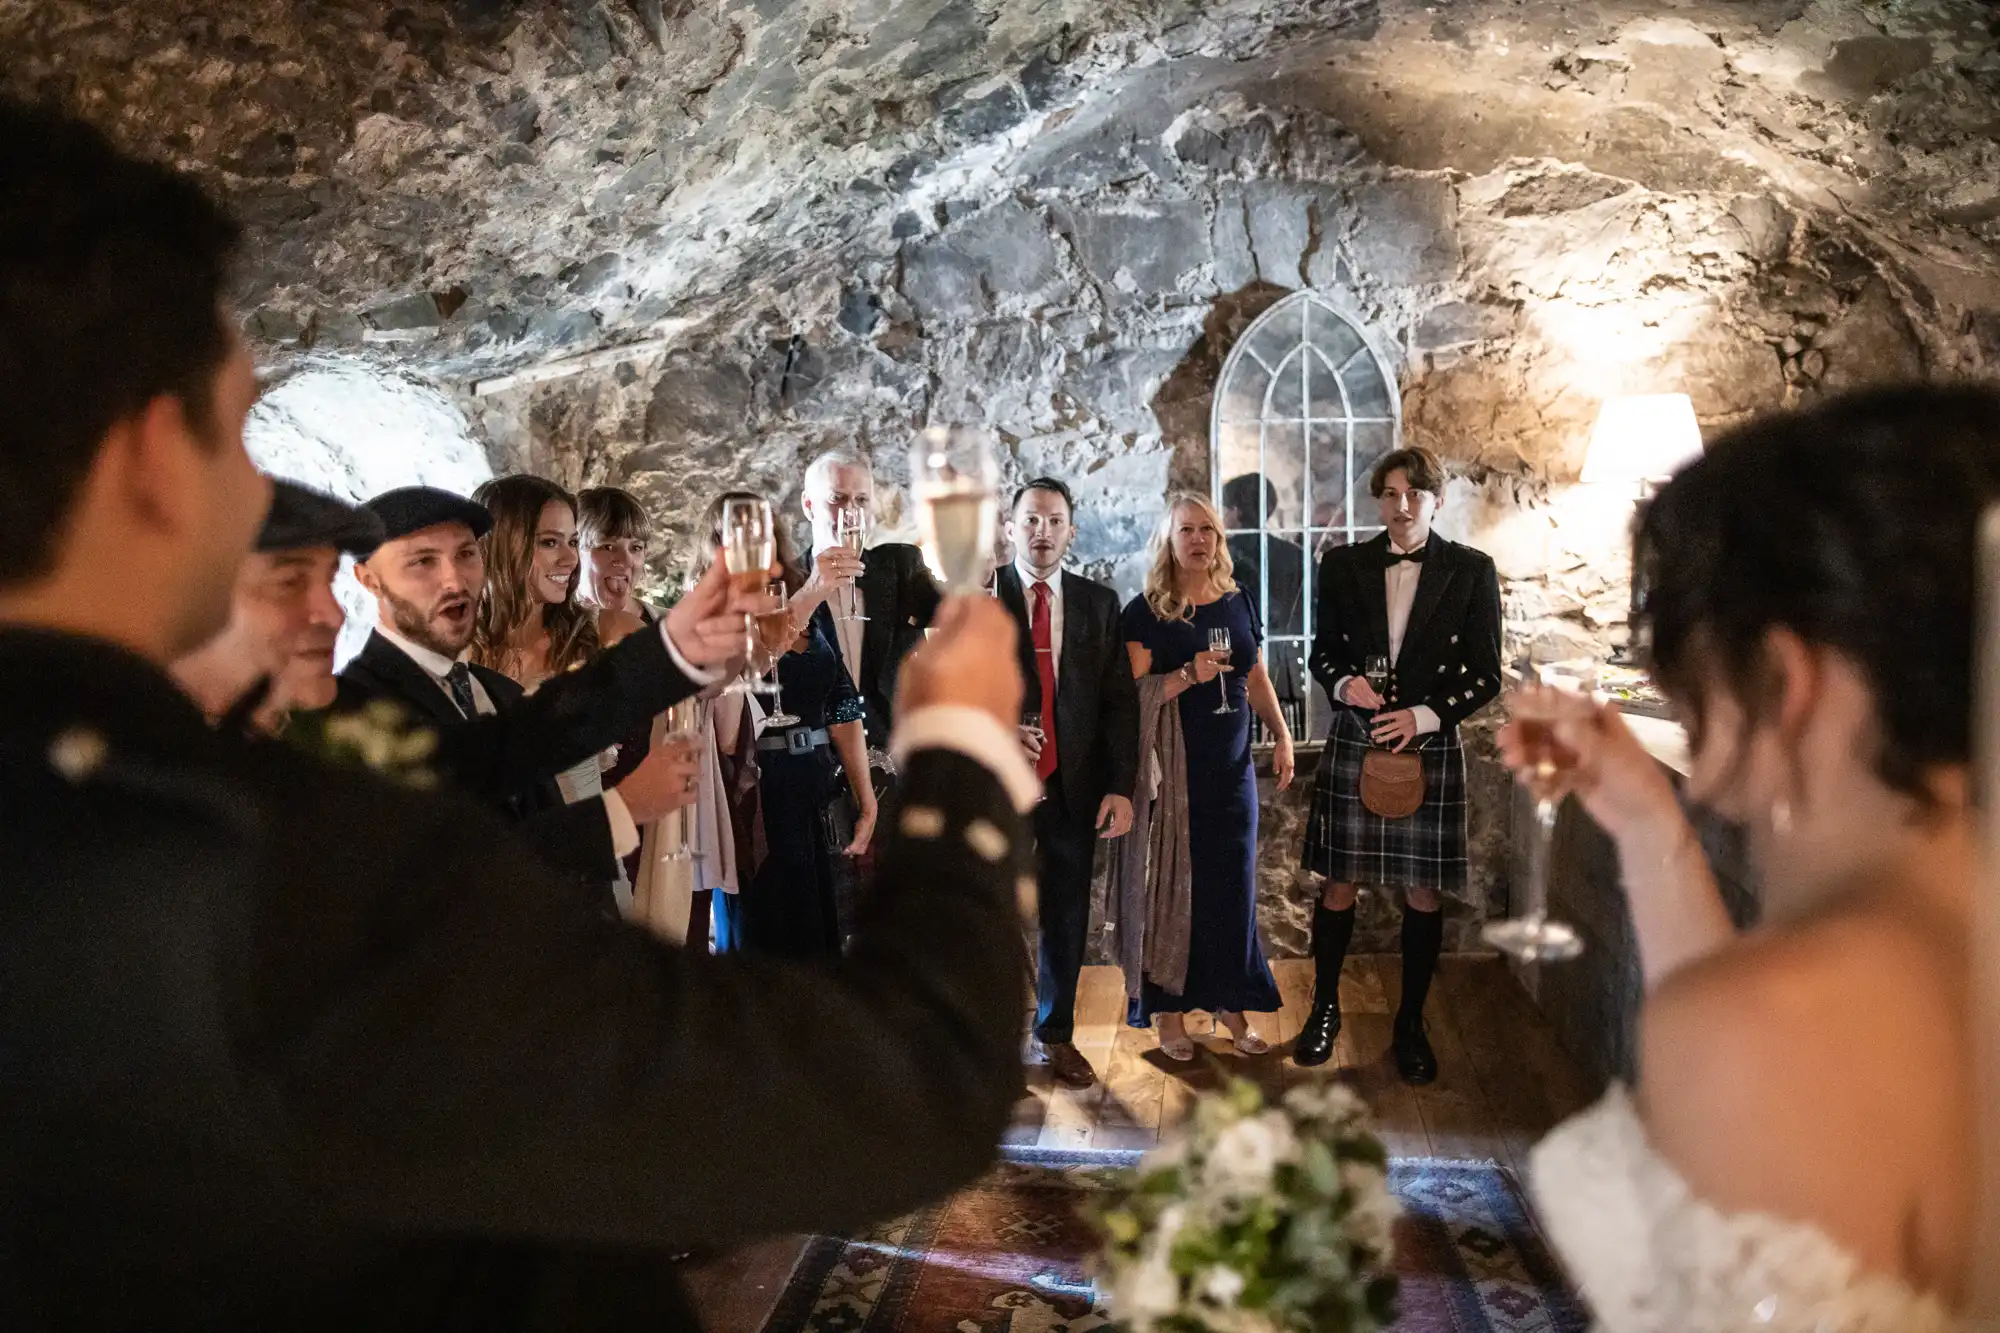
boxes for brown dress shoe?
[1040,1040,1098,1089]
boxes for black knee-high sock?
[1313,904,1355,1008]
[1399,906,1444,1022]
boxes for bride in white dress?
[1496,386,1999,1330]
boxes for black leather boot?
[1392,1010,1438,1085]
[1293,904,1354,1068]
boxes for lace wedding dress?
[1529,1085,1959,1332]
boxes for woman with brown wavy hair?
[471,475,646,813]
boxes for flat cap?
[258,480,386,556]
[363,485,493,543]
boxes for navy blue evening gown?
[1119,589,1281,1025]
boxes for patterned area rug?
[760,1148,1587,1333]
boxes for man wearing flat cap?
[172,479,385,734]
[338,485,722,902]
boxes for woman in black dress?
[697,491,876,958]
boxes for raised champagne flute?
[909,425,998,595]
[720,497,775,697]
[1482,657,1599,963]
[757,580,800,726]
[836,504,869,624]
[1209,627,1235,715]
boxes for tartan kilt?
[1302,706,1468,893]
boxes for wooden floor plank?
[680,1234,809,1333]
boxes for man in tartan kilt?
[1296,448,1502,1083]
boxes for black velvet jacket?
[1307,531,1504,732]
[0,626,1029,1332]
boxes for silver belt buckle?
[786,727,814,756]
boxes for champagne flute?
[661,696,707,864]
[909,425,998,595]
[836,504,869,624]
[758,580,800,726]
[1364,654,1391,707]
[1209,627,1234,715]
[1482,657,1599,964]
[1021,710,1045,762]
[720,497,775,698]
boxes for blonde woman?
[1120,493,1295,1060]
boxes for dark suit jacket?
[1307,532,1503,732]
[1229,531,1308,718]
[334,625,693,887]
[817,542,941,748]
[0,627,1030,1331]
[993,566,1140,819]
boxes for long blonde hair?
[1143,492,1237,622]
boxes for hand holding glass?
[1364,655,1391,707]
[661,696,708,864]
[1209,627,1234,715]
[836,505,870,624]
[720,497,775,698]
[1482,659,1599,964]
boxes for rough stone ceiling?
[5,0,1997,390]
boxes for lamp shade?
[1581,393,1704,486]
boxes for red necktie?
[1030,581,1059,782]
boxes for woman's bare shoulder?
[1638,909,1965,1276]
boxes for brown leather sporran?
[1360,748,1425,819]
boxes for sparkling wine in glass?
[836,504,870,624]
[1482,658,1598,964]
[720,497,775,698]
[757,582,800,724]
[1364,654,1391,706]
[910,425,998,595]
[1209,627,1234,715]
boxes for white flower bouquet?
[1094,1078,1399,1333]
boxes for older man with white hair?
[793,445,941,750]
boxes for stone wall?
[12,0,2000,951]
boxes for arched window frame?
[1209,290,1403,747]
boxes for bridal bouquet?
[1094,1079,1399,1333]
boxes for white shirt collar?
[1388,534,1428,557]
[375,619,466,680]
[1015,559,1064,596]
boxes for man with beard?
[992,477,1139,1091]
[172,481,700,829]
[337,486,703,900]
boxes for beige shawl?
[1106,673,1193,1003]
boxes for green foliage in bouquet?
[1093,1078,1399,1333]
[280,699,440,789]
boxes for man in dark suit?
[795,445,942,751]
[993,478,1140,1090]
[1296,447,1502,1084]
[337,486,696,902]
[0,98,1038,1331]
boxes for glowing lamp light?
[1581,393,1705,489]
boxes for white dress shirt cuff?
[658,619,722,687]
[1332,675,1356,706]
[602,790,640,858]
[1411,705,1442,736]
[889,706,1042,814]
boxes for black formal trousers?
[1032,781,1098,1044]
